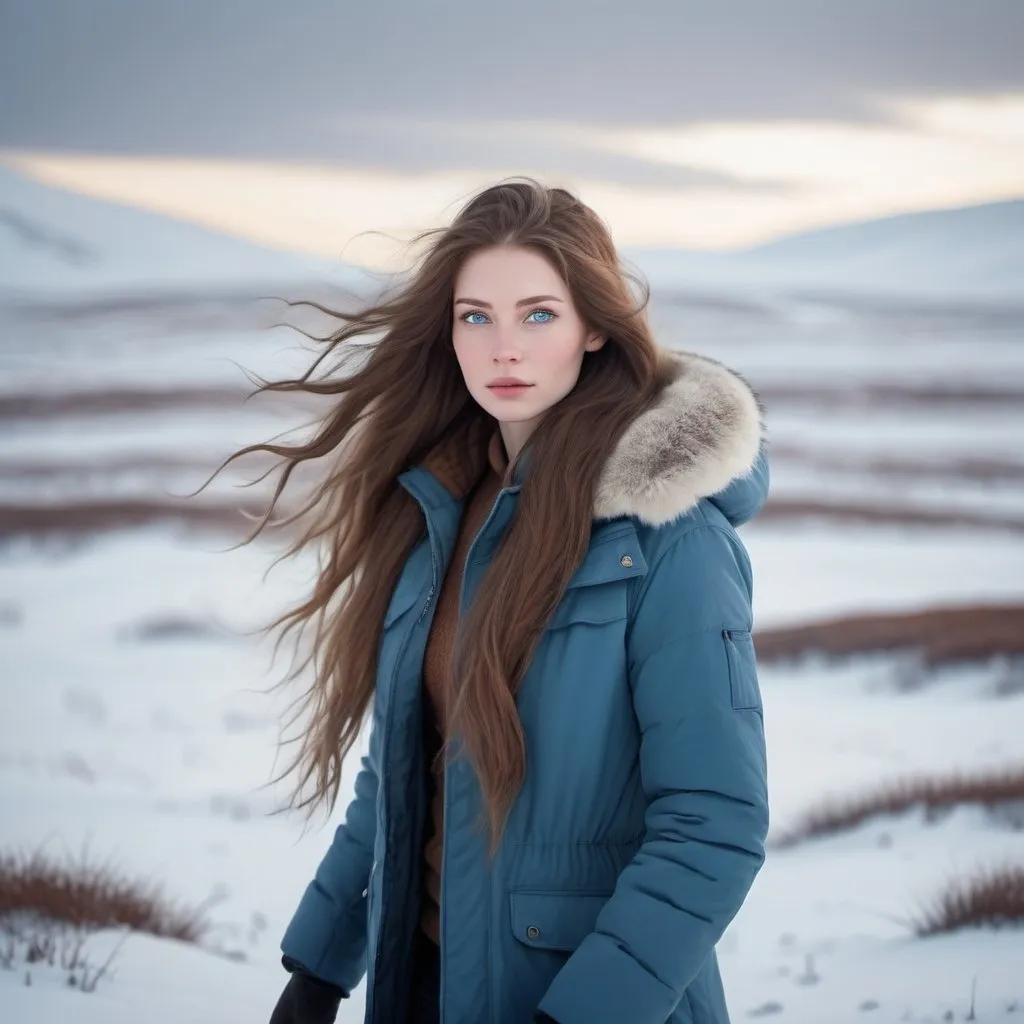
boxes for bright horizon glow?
[2,93,1022,271]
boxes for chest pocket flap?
[546,526,647,631]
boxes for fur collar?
[422,347,764,527]
[594,347,765,525]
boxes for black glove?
[269,957,346,1024]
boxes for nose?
[492,326,523,364]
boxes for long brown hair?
[205,177,665,850]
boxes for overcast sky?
[3,1,1023,176]
[1,0,1022,260]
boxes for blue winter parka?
[280,347,771,1024]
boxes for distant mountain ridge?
[622,198,1024,300]
[1,164,1019,301]
[0,166,370,298]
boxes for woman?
[254,179,770,1024]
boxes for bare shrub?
[775,764,1024,848]
[914,863,1024,936]
[1,912,129,992]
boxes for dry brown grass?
[915,863,1024,936]
[754,603,1024,668]
[775,764,1024,848]
[7,497,1022,545]
[757,381,1024,412]
[766,442,1024,486]
[0,844,213,942]
[758,499,1024,534]
[0,497,265,544]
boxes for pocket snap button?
[619,554,633,567]
[526,925,541,940]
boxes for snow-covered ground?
[1,168,1022,1021]
[2,530,1022,1022]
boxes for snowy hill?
[623,199,1024,301]
[1,165,1020,305]
[0,166,372,299]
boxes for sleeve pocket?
[722,628,762,712]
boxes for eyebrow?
[453,294,564,309]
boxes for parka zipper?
[416,529,439,626]
[370,503,451,1019]
[371,475,518,1023]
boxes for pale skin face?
[451,244,606,467]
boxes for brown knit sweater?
[418,427,512,945]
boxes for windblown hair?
[206,177,665,850]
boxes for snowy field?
[2,531,1022,1023]
[1,170,1023,1022]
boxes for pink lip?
[487,383,533,397]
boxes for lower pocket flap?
[509,890,613,951]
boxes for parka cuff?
[280,880,367,995]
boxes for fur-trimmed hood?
[594,347,766,526]
[423,346,767,528]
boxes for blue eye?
[459,308,556,326]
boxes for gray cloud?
[269,117,800,192]
[1,0,1021,189]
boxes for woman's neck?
[498,417,539,467]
